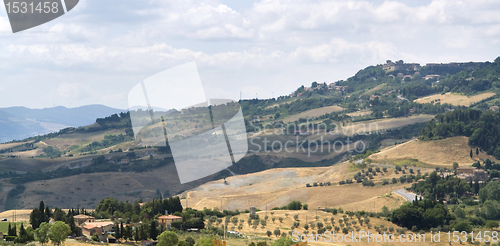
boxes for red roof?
[82,221,114,230]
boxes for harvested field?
[282,106,344,123]
[369,136,498,167]
[414,92,496,106]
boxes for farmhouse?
[74,214,95,226]
[158,215,182,228]
[456,167,489,182]
[81,221,115,238]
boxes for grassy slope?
[369,136,499,167]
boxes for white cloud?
[56,83,91,100]
[1,0,500,109]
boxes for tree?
[119,222,124,239]
[123,225,133,240]
[452,162,458,169]
[91,233,99,242]
[17,223,29,243]
[453,220,472,232]
[30,208,42,229]
[150,220,158,240]
[470,149,473,158]
[270,236,295,246]
[66,214,76,235]
[267,231,272,237]
[274,229,281,237]
[178,241,190,246]
[195,237,213,246]
[479,181,500,202]
[303,204,308,210]
[185,236,195,246]
[49,221,71,246]
[485,220,499,229]
[8,223,14,237]
[157,231,178,246]
[35,222,51,246]
[134,226,139,242]
[287,201,302,210]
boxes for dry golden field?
[282,106,344,123]
[414,92,496,106]
[0,209,32,222]
[182,161,432,213]
[369,136,498,167]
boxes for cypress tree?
[134,226,139,242]
[39,201,47,223]
[120,222,124,239]
[150,220,157,240]
[18,223,26,243]
[45,207,52,222]
[30,208,41,229]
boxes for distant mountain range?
[0,105,125,143]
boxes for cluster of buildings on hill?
[383,60,442,82]
[289,59,451,97]
[73,214,183,243]
[289,81,348,97]
[383,59,464,73]
[382,60,420,73]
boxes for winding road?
[394,189,420,202]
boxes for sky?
[0,0,500,110]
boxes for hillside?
[1,58,499,212]
[369,137,499,167]
[182,161,431,212]
[0,105,124,143]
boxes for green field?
[0,222,26,233]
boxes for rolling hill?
[1,58,499,213]
[0,105,124,143]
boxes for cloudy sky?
[0,0,499,109]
